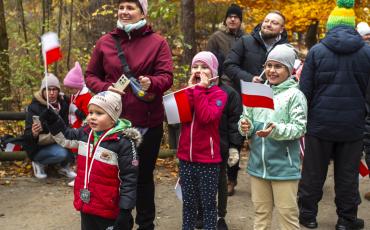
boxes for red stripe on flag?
[174,91,192,123]
[242,94,274,109]
[359,161,369,177]
[45,47,62,65]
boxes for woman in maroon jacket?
[85,1,173,229]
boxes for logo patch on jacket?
[216,100,223,107]
[100,152,112,161]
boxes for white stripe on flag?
[241,81,273,98]
[163,93,180,124]
[41,32,60,53]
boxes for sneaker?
[336,218,364,230]
[58,167,77,179]
[67,179,75,187]
[32,161,47,179]
[217,217,228,230]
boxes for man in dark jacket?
[24,73,75,179]
[222,10,288,196]
[298,1,370,229]
[223,10,288,93]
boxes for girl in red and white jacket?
[177,51,227,229]
[40,91,141,230]
[63,61,93,129]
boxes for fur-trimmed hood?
[122,128,142,147]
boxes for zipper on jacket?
[262,138,267,178]
[286,146,293,166]
[210,137,214,159]
[189,112,195,162]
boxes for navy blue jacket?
[300,26,370,141]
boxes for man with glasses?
[224,10,288,93]
[24,73,76,180]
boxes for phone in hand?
[32,115,41,125]
[113,74,131,92]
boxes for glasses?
[264,63,285,71]
[47,87,59,92]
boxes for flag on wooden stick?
[163,90,192,124]
[41,32,62,66]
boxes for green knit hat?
[326,0,356,31]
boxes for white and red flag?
[241,81,274,110]
[163,90,192,124]
[41,32,62,66]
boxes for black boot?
[336,218,364,230]
[217,218,228,230]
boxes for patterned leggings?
[179,160,220,230]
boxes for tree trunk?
[181,0,196,65]
[67,0,74,70]
[305,20,319,50]
[0,0,11,111]
[54,0,63,73]
[16,0,28,54]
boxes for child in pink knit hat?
[177,51,228,229]
[63,62,93,187]
[63,62,93,129]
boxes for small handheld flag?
[163,90,192,124]
[241,80,274,110]
[41,32,62,66]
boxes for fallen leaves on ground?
[155,156,178,182]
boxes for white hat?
[357,22,370,36]
[88,91,122,122]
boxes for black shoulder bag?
[111,35,155,102]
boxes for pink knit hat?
[119,0,148,16]
[63,62,84,89]
[138,0,148,16]
[191,51,219,78]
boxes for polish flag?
[5,143,22,152]
[41,32,62,65]
[359,160,369,177]
[163,90,192,124]
[241,81,274,110]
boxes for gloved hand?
[112,209,133,230]
[40,107,59,125]
[228,148,239,167]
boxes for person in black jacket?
[223,10,288,195]
[24,73,75,179]
[223,10,288,93]
[297,1,370,229]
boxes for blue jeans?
[33,144,70,166]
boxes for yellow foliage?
[208,0,369,34]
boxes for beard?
[261,31,280,40]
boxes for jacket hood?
[251,24,289,47]
[33,90,64,106]
[321,26,365,54]
[112,119,142,147]
[270,78,298,95]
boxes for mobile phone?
[32,115,41,124]
[113,74,131,92]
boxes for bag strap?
[111,35,135,78]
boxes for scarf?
[117,19,147,34]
